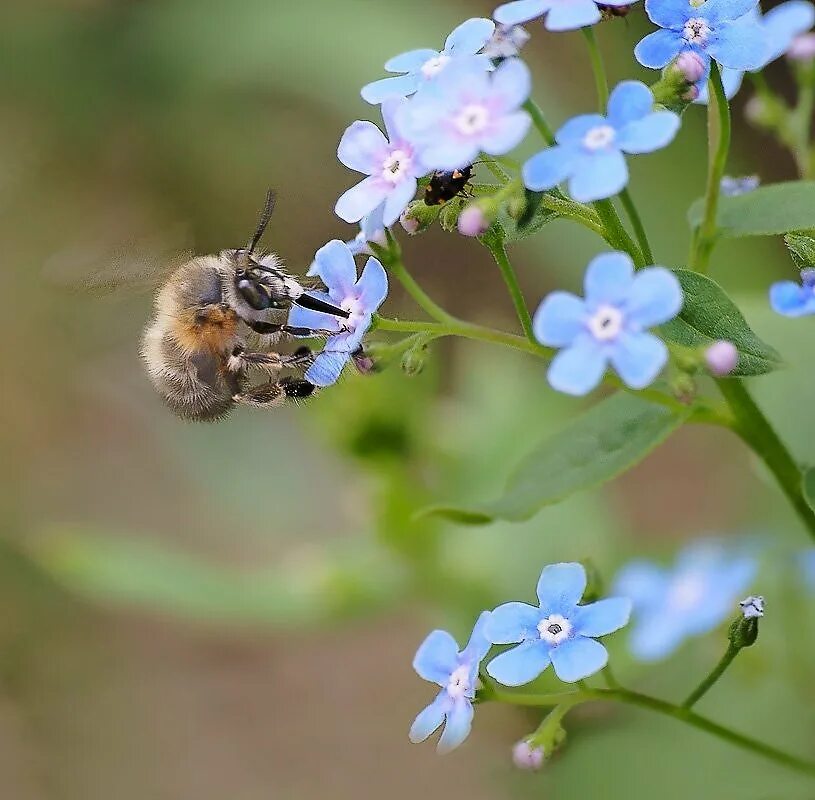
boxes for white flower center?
[582,124,616,152]
[455,104,490,136]
[683,17,711,45]
[587,304,624,342]
[381,149,412,185]
[421,54,450,78]
[668,573,706,612]
[537,614,572,645]
[340,295,365,326]
[446,664,471,699]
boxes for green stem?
[794,68,815,179]
[692,62,731,274]
[523,99,556,145]
[492,687,815,777]
[619,188,654,265]
[386,255,457,325]
[682,642,741,709]
[481,230,535,341]
[717,378,815,542]
[593,198,645,267]
[581,27,609,112]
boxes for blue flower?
[485,563,630,685]
[409,611,492,753]
[635,0,767,77]
[532,252,683,396]
[335,99,426,229]
[613,540,757,662]
[695,1,815,103]
[397,58,532,171]
[307,206,387,279]
[770,268,815,317]
[523,81,680,203]
[720,174,760,196]
[494,0,639,31]
[289,240,387,387]
[361,18,495,105]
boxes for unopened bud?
[458,204,490,237]
[704,340,739,376]
[352,347,378,375]
[675,51,706,83]
[399,200,438,235]
[728,599,761,649]
[739,595,764,619]
[512,740,545,771]
[484,24,530,59]
[401,346,427,376]
[682,84,700,102]
[788,32,815,62]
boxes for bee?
[140,191,349,421]
[423,165,474,206]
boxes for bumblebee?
[423,166,474,206]
[140,192,348,421]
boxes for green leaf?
[420,394,688,525]
[662,269,783,376]
[785,231,815,270]
[688,181,815,237]
[500,189,560,243]
[803,467,815,512]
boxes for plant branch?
[682,642,741,709]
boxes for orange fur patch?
[173,306,239,355]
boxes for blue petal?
[533,291,587,348]
[337,121,388,174]
[380,97,409,145]
[384,48,438,73]
[288,295,341,334]
[612,561,669,608]
[635,29,685,68]
[628,613,688,661]
[545,0,602,31]
[763,1,815,63]
[609,332,668,389]
[490,58,532,110]
[444,17,495,55]
[537,563,587,615]
[607,81,654,128]
[556,113,607,145]
[485,602,542,644]
[437,699,474,753]
[409,691,449,743]
[494,0,550,25]
[571,598,632,637]
[305,348,351,387]
[770,280,815,316]
[361,74,422,104]
[568,151,628,202]
[617,111,680,155]
[709,17,768,70]
[480,112,532,156]
[312,239,358,297]
[355,257,388,312]
[418,139,479,172]
[486,640,551,686]
[460,610,493,669]
[584,251,635,306]
[703,0,761,24]
[335,176,389,224]
[550,637,608,682]
[382,178,418,227]
[623,266,684,327]
[697,68,745,104]
[523,145,578,191]
[644,0,693,28]
[413,629,460,685]
[547,335,607,395]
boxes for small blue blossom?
[613,540,757,662]
[523,81,680,203]
[361,18,495,105]
[635,0,767,77]
[533,252,683,396]
[720,174,760,196]
[289,240,387,387]
[485,563,631,686]
[335,99,426,228]
[409,611,492,753]
[397,59,532,172]
[494,0,639,32]
[770,268,815,316]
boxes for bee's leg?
[244,320,338,338]
[227,345,313,375]
[233,377,316,408]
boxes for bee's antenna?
[247,190,277,255]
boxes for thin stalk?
[619,188,654,265]
[794,69,815,179]
[481,231,535,341]
[581,27,609,111]
[682,642,741,709]
[523,99,556,145]
[593,199,645,267]
[386,256,457,325]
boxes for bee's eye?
[237,278,270,310]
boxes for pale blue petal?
[356,257,388,312]
[487,640,552,686]
[490,58,532,110]
[547,336,607,395]
[568,151,628,202]
[763,1,815,63]
[709,18,768,70]
[313,239,358,297]
[537,562,587,615]
[571,598,632,637]
[480,112,531,155]
[305,348,351,387]
[494,0,550,25]
[385,48,438,73]
[770,280,815,316]
[609,332,668,389]
[635,29,685,68]
[287,297,340,334]
[335,177,389,224]
[523,145,578,191]
[444,18,495,55]
[613,561,669,607]
[533,291,587,347]
[485,602,542,644]
[556,113,607,145]
[361,74,422,104]
[607,81,654,128]
[419,139,479,172]
[704,0,761,24]
[337,121,388,174]
[545,0,602,31]
[624,267,684,327]
[409,692,449,743]
[550,637,608,682]
[695,66,744,103]
[644,0,693,28]
[413,629,460,685]
[437,699,474,753]
[461,610,493,666]
[629,614,687,661]
[617,111,680,154]
[383,178,418,227]
[380,97,408,144]
[584,251,635,305]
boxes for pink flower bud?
[399,211,420,235]
[682,84,700,102]
[457,205,489,237]
[675,51,706,83]
[705,340,739,376]
[788,32,815,62]
[512,740,545,771]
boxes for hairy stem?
[682,642,741,709]
[581,26,609,111]
[619,188,654,265]
[481,230,535,341]
[593,199,645,267]
[523,99,556,145]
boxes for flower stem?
[384,253,457,325]
[581,26,609,112]
[619,188,654,265]
[692,62,731,274]
[593,198,645,267]
[523,99,556,145]
[716,377,815,543]
[682,642,741,709]
[793,65,815,179]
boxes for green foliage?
[500,189,560,242]
[785,231,815,270]
[420,393,689,525]
[662,269,783,376]
[803,467,815,512]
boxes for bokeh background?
[1,0,815,797]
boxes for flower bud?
[675,51,706,83]
[512,740,545,771]
[739,595,764,619]
[728,600,761,649]
[788,32,815,62]
[458,205,490,237]
[401,345,427,376]
[704,340,739,377]
[399,200,439,235]
[352,347,378,375]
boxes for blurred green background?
[1,0,814,797]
